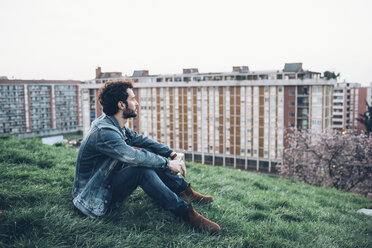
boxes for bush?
[0,134,12,140]
[280,129,372,197]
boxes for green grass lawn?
[0,135,371,248]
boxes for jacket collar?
[106,115,128,140]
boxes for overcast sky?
[1,0,371,85]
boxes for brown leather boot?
[186,204,221,234]
[179,184,214,203]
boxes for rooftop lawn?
[0,135,371,248]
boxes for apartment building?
[0,79,83,138]
[367,82,372,106]
[332,82,369,132]
[82,63,334,172]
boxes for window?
[312,97,322,104]
[312,120,322,126]
[312,108,322,116]
[312,86,322,93]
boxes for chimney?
[183,68,199,74]
[96,67,102,79]
[233,66,249,72]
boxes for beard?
[122,108,137,119]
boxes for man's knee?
[138,167,163,186]
[140,167,158,177]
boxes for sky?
[1,0,371,85]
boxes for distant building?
[332,82,369,132]
[357,86,369,132]
[82,64,334,172]
[367,82,372,106]
[95,67,122,83]
[0,79,83,138]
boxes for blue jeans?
[110,164,189,218]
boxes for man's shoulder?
[92,116,127,140]
[93,115,115,129]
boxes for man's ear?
[118,101,125,110]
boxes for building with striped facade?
[0,79,83,138]
[82,63,334,172]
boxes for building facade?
[0,79,83,138]
[82,64,334,172]
[368,83,372,106]
[332,82,369,132]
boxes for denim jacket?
[72,115,172,218]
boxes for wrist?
[170,152,177,160]
[163,159,169,169]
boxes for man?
[72,80,220,233]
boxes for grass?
[61,131,83,141]
[0,134,371,248]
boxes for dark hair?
[98,79,134,115]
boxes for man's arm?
[125,128,173,158]
[96,128,169,169]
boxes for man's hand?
[169,160,187,177]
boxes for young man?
[72,80,220,233]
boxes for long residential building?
[82,63,334,172]
[0,79,83,138]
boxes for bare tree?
[281,129,372,196]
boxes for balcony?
[297,86,309,96]
[297,97,309,108]
[297,93,309,98]
[297,115,309,120]
[297,102,309,108]
[333,122,344,128]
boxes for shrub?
[54,142,64,147]
[0,134,12,140]
[280,129,372,197]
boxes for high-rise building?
[332,82,369,132]
[82,63,334,172]
[0,79,83,138]
[367,82,372,106]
